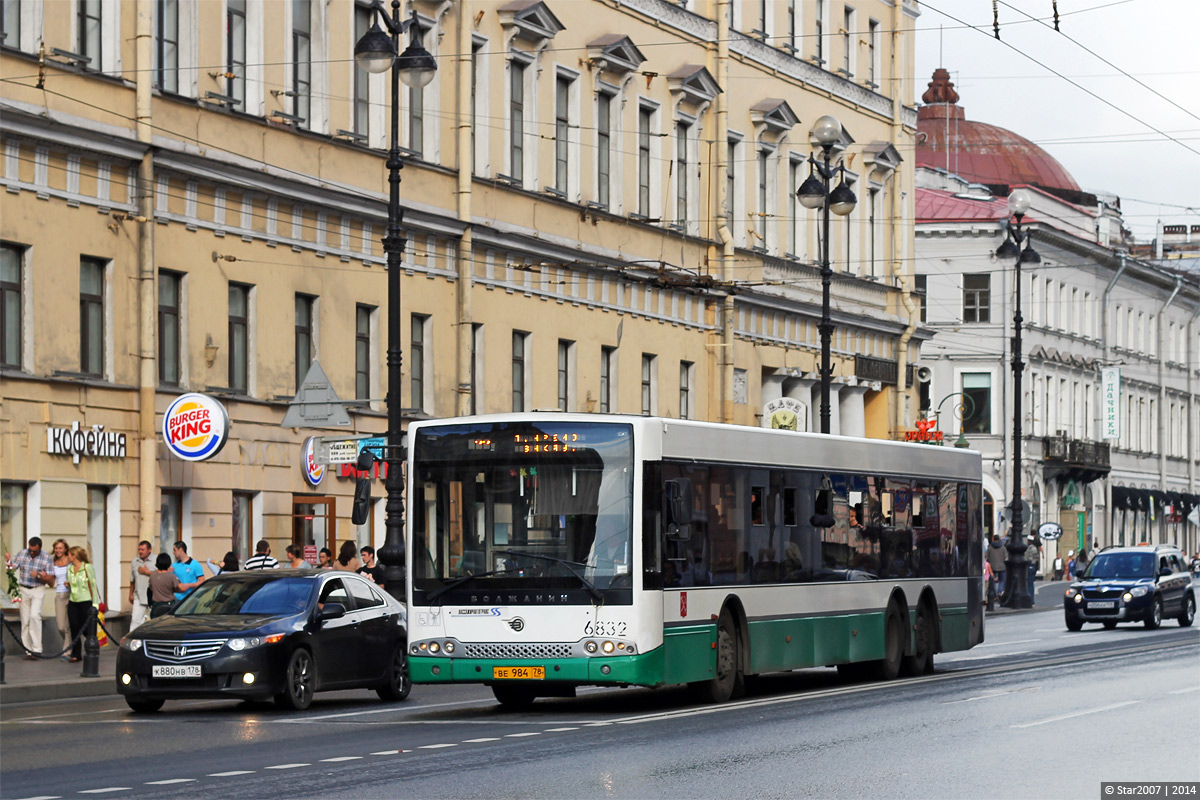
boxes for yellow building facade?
[1,0,925,615]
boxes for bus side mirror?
[810,488,835,529]
[665,479,693,541]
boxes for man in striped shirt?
[244,540,279,571]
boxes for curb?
[0,677,119,705]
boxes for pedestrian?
[244,539,280,570]
[1074,549,1089,578]
[333,540,361,572]
[317,548,333,569]
[128,540,153,631]
[171,541,206,601]
[285,544,312,569]
[358,545,385,586]
[206,551,240,576]
[148,553,183,618]
[1025,537,1041,604]
[984,558,995,611]
[1191,552,1200,576]
[1052,553,1065,581]
[7,537,55,660]
[986,534,1007,598]
[64,546,101,663]
[51,538,72,657]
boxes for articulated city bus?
[405,414,984,707]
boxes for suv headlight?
[1129,586,1149,598]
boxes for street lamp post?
[796,115,856,434]
[995,188,1040,609]
[355,0,437,602]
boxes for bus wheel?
[694,610,740,703]
[873,608,904,681]
[901,606,934,677]
[492,684,538,710]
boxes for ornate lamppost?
[995,188,1040,608]
[354,0,437,601]
[796,115,856,434]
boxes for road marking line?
[941,686,1040,704]
[1168,686,1199,694]
[265,763,311,769]
[209,771,255,777]
[146,779,196,785]
[78,790,131,795]
[13,795,61,800]
[1011,701,1139,729]
[320,757,364,762]
[583,722,613,726]
[370,750,407,756]
[544,727,579,732]
[975,639,1040,648]
[462,738,500,743]
[418,743,457,749]
[946,651,1030,662]
[504,732,541,738]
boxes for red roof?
[916,69,1081,196]
[916,188,1009,223]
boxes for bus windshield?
[411,421,634,598]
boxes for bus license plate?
[493,666,544,680]
[152,664,201,678]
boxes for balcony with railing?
[1041,434,1110,484]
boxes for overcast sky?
[913,0,1200,242]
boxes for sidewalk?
[1,619,121,705]
[986,579,1066,615]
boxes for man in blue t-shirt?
[171,541,206,601]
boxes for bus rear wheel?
[492,684,538,710]
[693,610,740,703]
[901,605,934,677]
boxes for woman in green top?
[65,546,100,663]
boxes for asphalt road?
[2,605,1197,800]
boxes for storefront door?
[292,496,336,559]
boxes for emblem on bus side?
[507,617,525,632]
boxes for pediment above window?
[587,34,647,74]
[863,141,902,176]
[667,65,722,106]
[498,0,565,45]
[749,98,798,137]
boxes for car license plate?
[493,666,544,680]
[152,664,201,678]
[1088,601,1116,609]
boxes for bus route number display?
[514,432,581,454]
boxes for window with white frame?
[508,56,528,184]
[292,0,312,126]
[411,313,430,412]
[961,372,991,434]
[600,345,615,413]
[295,293,317,392]
[353,3,372,136]
[469,322,483,414]
[78,0,103,69]
[596,90,613,208]
[407,18,432,156]
[227,0,247,111]
[512,330,530,411]
[727,137,742,242]
[555,74,572,194]
[867,19,879,86]
[756,146,770,246]
[1,0,21,50]
[158,270,183,387]
[355,304,375,402]
[641,353,657,415]
[962,274,990,323]
[787,0,798,52]
[788,157,802,256]
[637,105,654,217]
[675,120,691,227]
[841,6,854,76]
[867,186,881,277]
[228,282,251,393]
[80,257,106,377]
[814,0,827,63]
[156,0,179,93]
[679,360,694,419]
[557,339,574,411]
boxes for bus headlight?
[584,641,598,653]
[429,642,441,653]
[601,641,615,654]
[444,641,455,653]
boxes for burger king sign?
[162,393,230,462]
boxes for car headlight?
[122,637,143,651]
[1074,593,1084,604]
[1129,586,1149,598]
[227,634,284,651]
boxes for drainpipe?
[891,0,915,439]
[1157,274,1181,505]
[135,0,157,575]
[455,0,474,416]
[715,0,734,423]
[1101,253,1127,547]
[1190,302,1200,500]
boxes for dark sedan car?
[117,570,409,712]
[1064,545,1195,631]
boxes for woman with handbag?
[65,545,101,663]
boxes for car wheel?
[125,697,164,713]
[1065,616,1083,631]
[692,609,740,703]
[1102,621,1118,630]
[1178,593,1195,628]
[1143,597,1162,630]
[492,683,537,710]
[276,648,316,710]
[376,642,412,702]
[901,605,935,677]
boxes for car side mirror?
[1158,567,1172,578]
[318,602,347,622]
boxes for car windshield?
[1083,552,1154,580]
[173,577,314,616]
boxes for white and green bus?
[406,414,984,707]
